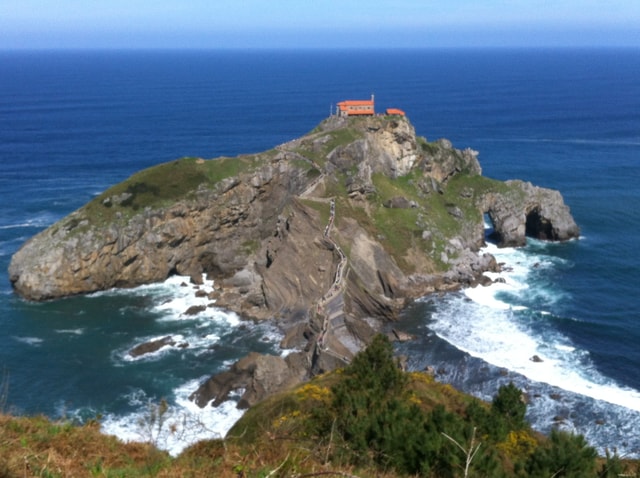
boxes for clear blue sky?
[1,0,639,49]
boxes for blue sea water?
[1,49,639,455]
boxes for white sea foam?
[0,223,34,230]
[428,238,640,414]
[0,220,50,230]
[13,336,44,346]
[100,379,245,456]
[96,273,282,454]
[55,328,85,335]
[0,212,60,231]
[94,273,241,326]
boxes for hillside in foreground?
[1,336,637,477]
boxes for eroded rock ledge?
[9,115,579,408]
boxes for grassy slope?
[54,153,267,237]
[0,371,495,477]
[2,369,636,477]
[0,371,471,477]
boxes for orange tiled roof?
[386,108,405,116]
[338,100,374,107]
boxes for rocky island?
[9,115,579,409]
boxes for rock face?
[9,159,307,302]
[189,352,308,409]
[8,114,579,407]
[483,180,580,247]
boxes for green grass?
[293,126,364,168]
[69,155,263,231]
[342,171,526,273]
[417,135,440,154]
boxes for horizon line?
[2,45,640,52]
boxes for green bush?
[328,335,499,477]
[519,429,597,477]
[491,383,527,432]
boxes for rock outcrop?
[483,180,580,247]
[189,352,309,409]
[8,114,579,408]
[129,336,180,358]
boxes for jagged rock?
[129,336,175,358]
[280,322,310,350]
[484,180,579,247]
[190,273,204,286]
[189,351,308,409]
[184,305,206,316]
[420,139,482,183]
[391,328,414,342]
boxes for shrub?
[520,429,597,477]
[327,334,497,477]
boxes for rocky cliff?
[9,115,579,408]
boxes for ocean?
[1,49,639,456]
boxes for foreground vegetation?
[2,336,639,477]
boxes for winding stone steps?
[304,197,355,366]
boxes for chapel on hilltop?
[336,95,405,117]
[337,95,375,116]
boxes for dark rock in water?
[190,273,204,285]
[473,274,493,287]
[194,289,208,298]
[391,328,414,342]
[189,351,308,409]
[530,354,544,363]
[184,305,206,316]
[129,336,175,358]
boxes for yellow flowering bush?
[295,383,331,404]
[497,429,538,459]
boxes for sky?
[1,0,639,49]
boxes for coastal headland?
[9,114,579,408]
